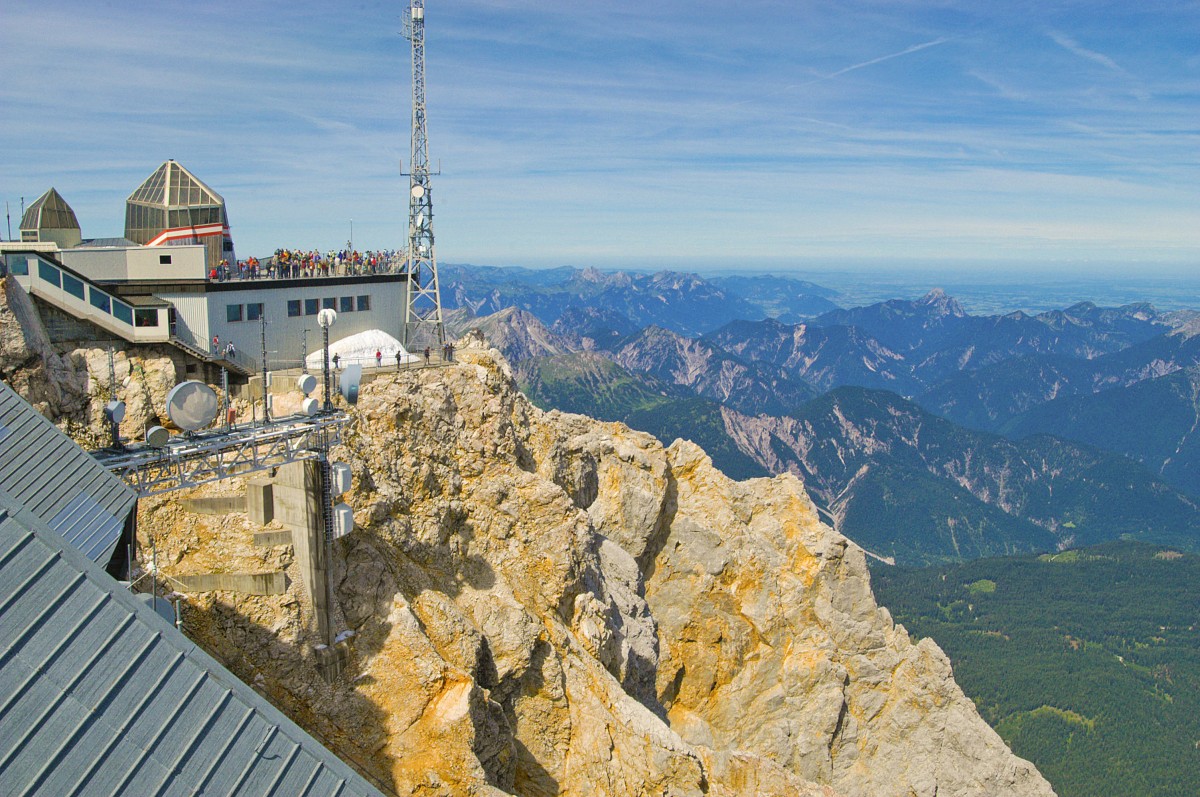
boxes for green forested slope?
[871,542,1200,797]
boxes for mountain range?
[447,265,1200,565]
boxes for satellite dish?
[297,373,318,395]
[145,425,170,447]
[330,462,352,496]
[411,184,425,198]
[165,381,219,431]
[317,308,338,329]
[104,400,126,424]
[301,397,320,416]
[339,364,362,406]
[332,503,354,538]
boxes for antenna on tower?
[401,0,445,348]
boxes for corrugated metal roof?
[0,380,137,565]
[0,490,387,797]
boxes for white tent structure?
[305,329,419,370]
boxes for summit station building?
[1,161,407,376]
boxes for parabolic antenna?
[411,184,425,199]
[297,373,318,395]
[104,400,126,424]
[339,364,363,406]
[165,380,219,432]
[145,425,170,447]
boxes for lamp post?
[317,309,337,413]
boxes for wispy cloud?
[809,37,950,84]
[1048,30,1128,75]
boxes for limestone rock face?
[0,276,88,424]
[1,276,186,442]
[133,338,1053,797]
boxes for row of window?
[227,302,264,323]
[286,295,371,318]
[226,295,372,323]
[27,257,159,327]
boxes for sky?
[1,0,1198,274]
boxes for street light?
[317,309,337,412]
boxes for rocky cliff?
[132,333,1054,797]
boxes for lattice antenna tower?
[402,0,445,347]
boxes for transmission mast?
[402,0,445,348]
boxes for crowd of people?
[208,248,406,281]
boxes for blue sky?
[1,0,1197,273]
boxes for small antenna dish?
[332,503,355,538]
[330,462,352,496]
[145,425,170,447]
[317,308,338,329]
[339,363,363,406]
[301,397,320,416]
[411,185,425,199]
[104,400,126,424]
[297,373,318,395]
[165,380,219,431]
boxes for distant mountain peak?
[918,288,966,317]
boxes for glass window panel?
[38,261,61,287]
[113,301,133,325]
[356,295,370,311]
[287,300,302,317]
[339,296,353,313]
[322,297,335,310]
[134,309,159,327]
[10,257,29,275]
[62,273,85,300]
[89,287,111,313]
[304,299,318,315]
[247,303,263,321]
[227,304,243,323]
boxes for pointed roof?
[127,160,224,208]
[19,187,80,233]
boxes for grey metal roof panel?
[0,380,137,564]
[0,495,386,797]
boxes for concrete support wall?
[173,571,288,595]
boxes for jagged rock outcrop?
[132,334,1054,796]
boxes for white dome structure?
[305,329,419,370]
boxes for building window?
[339,296,354,313]
[223,240,234,252]
[247,302,263,321]
[227,304,243,322]
[135,309,159,327]
[38,260,61,288]
[89,287,111,314]
[287,300,302,317]
[62,273,86,300]
[322,297,335,310]
[304,298,319,315]
[159,254,172,265]
[356,295,370,312]
[113,301,134,325]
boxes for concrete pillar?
[245,478,274,525]
[272,460,328,642]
